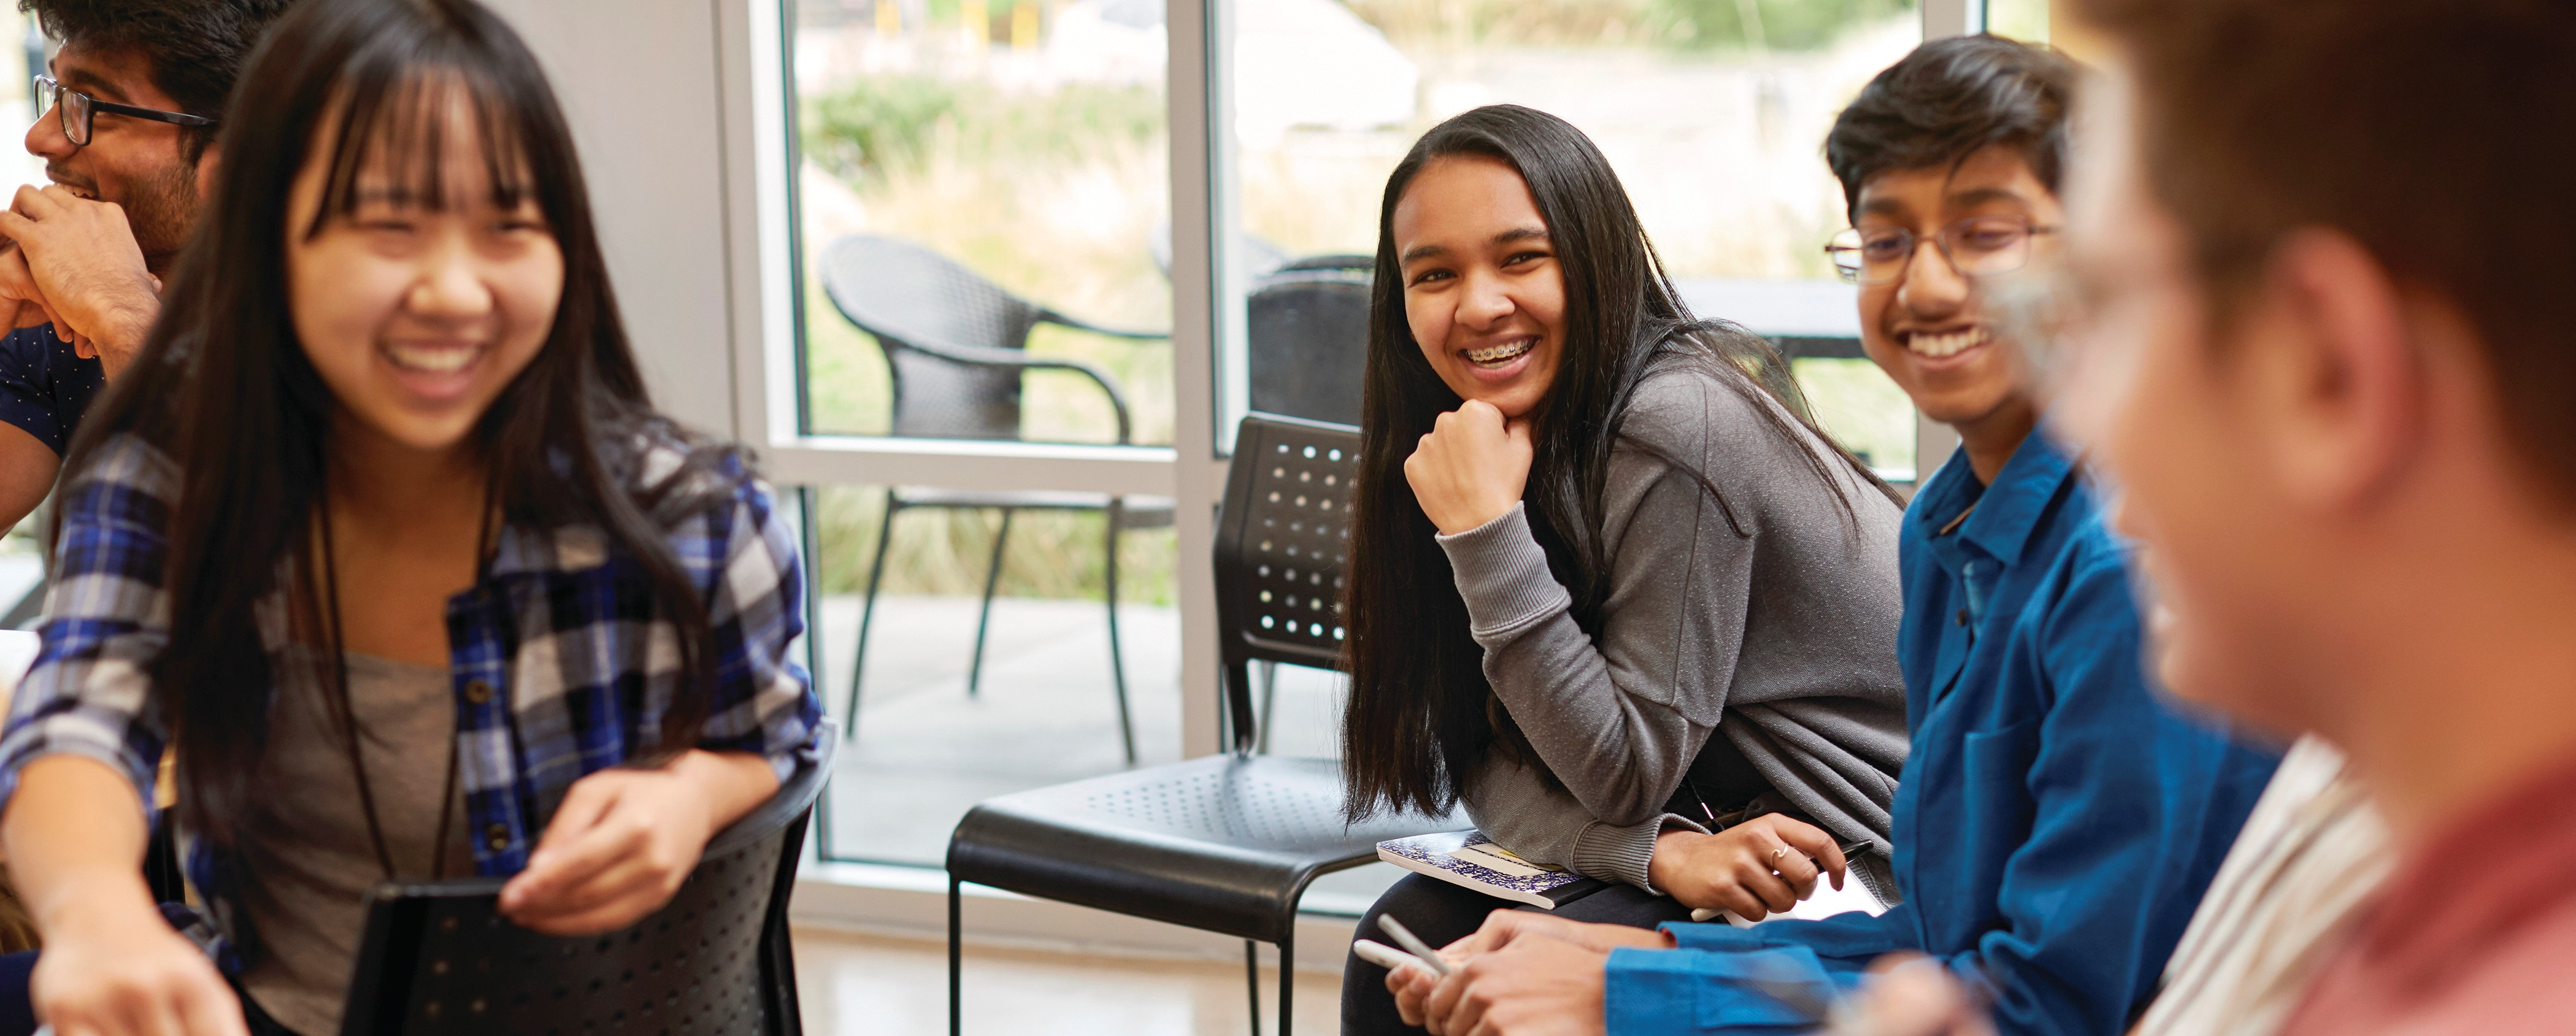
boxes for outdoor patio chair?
[334,732,836,1036]
[1246,255,1374,429]
[942,414,1470,1036]
[818,234,1174,765]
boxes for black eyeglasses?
[1826,217,2059,285]
[33,74,216,148]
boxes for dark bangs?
[309,56,539,230]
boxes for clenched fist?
[1404,399,1534,535]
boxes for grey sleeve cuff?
[1434,502,1571,639]
[1571,813,1709,893]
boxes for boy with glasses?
[1843,1,2576,1033]
[0,0,295,531]
[1384,36,2278,1036]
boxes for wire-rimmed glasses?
[33,74,216,148]
[1826,217,2059,285]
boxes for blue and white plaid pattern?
[0,433,823,959]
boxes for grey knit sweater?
[1437,365,1909,894]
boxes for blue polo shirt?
[0,325,106,455]
[1602,432,2279,1034]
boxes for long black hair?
[56,0,740,848]
[1340,105,1893,821]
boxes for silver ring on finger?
[1769,846,1790,861]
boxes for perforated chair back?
[1212,414,1359,752]
[944,424,1463,1036]
[338,734,837,1036]
[1245,267,1371,427]
[818,234,1043,440]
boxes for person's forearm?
[1440,502,1718,824]
[2,755,156,935]
[669,748,780,834]
[80,293,157,381]
[1464,754,1701,890]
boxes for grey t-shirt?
[240,651,472,1036]
[1438,365,1909,894]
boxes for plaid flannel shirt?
[0,432,824,965]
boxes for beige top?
[239,651,474,1036]
[2130,735,2391,1036]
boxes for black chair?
[1769,334,1867,362]
[944,415,1469,1036]
[818,234,1174,765]
[1245,256,1374,429]
[1239,255,1374,747]
[336,734,837,1036]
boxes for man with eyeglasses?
[1385,36,2277,1036]
[0,0,296,532]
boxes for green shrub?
[801,74,1164,185]
[801,74,960,183]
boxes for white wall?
[479,0,742,437]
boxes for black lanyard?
[314,470,494,883]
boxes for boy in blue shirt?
[1388,36,2278,1036]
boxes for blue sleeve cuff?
[1661,920,1767,952]
[1659,907,1913,962]
[1605,945,1846,1034]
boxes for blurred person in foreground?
[1383,35,2283,1036]
[1848,0,2576,1034]
[0,0,824,1033]
[0,0,294,530]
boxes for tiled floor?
[791,926,1343,1036]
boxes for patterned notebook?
[1377,830,1609,910]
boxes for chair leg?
[845,491,901,742]
[966,508,1015,698]
[1278,927,1294,1036]
[949,875,964,1036]
[1244,940,1262,1036]
[1104,500,1137,767]
[1255,660,1280,755]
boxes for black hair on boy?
[21,0,302,157]
[1825,34,2080,216]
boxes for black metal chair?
[1238,255,1375,748]
[1245,256,1374,429]
[336,733,836,1036]
[1769,334,1867,362]
[818,234,1174,765]
[943,415,1469,1036]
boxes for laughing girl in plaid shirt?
[0,2,823,1034]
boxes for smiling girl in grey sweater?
[1338,106,1907,1033]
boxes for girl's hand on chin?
[499,764,723,936]
[1404,399,1535,535]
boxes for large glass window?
[793,0,1175,447]
[788,0,1183,867]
